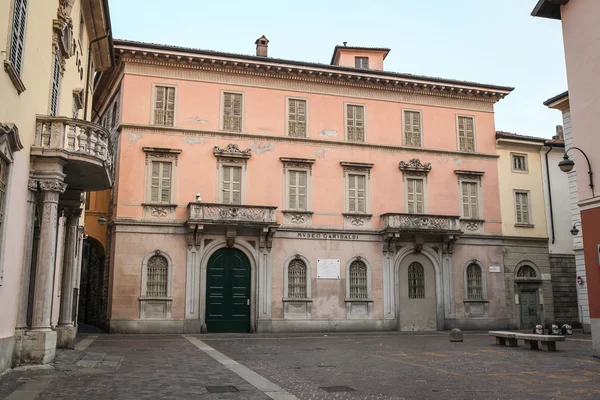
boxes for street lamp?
[98,215,107,226]
[558,147,595,196]
[570,221,582,236]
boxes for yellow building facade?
[0,0,113,371]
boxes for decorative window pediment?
[454,170,484,183]
[214,143,252,162]
[340,161,373,176]
[53,0,75,59]
[280,157,315,171]
[143,147,181,165]
[399,158,431,177]
[0,123,24,162]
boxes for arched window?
[288,258,307,298]
[146,254,168,297]
[466,263,483,299]
[408,262,425,299]
[349,260,368,299]
[517,265,537,278]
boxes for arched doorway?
[78,236,107,331]
[205,248,251,333]
[398,254,437,331]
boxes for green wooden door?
[206,248,251,333]
[520,291,538,330]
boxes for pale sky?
[108,0,567,138]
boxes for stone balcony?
[381,213,463,239]
[32,116,112,191]
[188,203,278,227]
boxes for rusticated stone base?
[0,334,15,374]
[56,325,77,349]
[19,330,57,365]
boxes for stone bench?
[515,333,565,352]
[489,331,518,347]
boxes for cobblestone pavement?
[0,332,598,400]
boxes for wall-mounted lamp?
[98,215,107,226]
[558,146,595,197]
[570,221,582,236]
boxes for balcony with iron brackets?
[32,116,112,191]
[381,213,463,244]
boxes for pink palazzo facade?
[93,38,526,333]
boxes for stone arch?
[198,239,258,332]
[78,236,106,329]
[394,245,443,330]
[463,259,487,300]
[514,260,540,280]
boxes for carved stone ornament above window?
[340,161,373,176]
[280,157,315,171]
[399,158,432,175]
[53,0,75,59]
[0,123,24,162]
[213,143,252,160]
[143,147,182,165]
[342,213,373,229]
[454,169,485,183]
[73,89,84,110]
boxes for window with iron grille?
[355,57,369,69]
[50,52,61,116]
[154,86,175,126]
[408,262,425,299]
[466,263,483,299]
[404,111,422,147]
[9,0,28,75]
[458,116,475,152]
[150,161,172,204]
[223,92,243,132]
[348,174,366,213]
[517,265,536,278]
[146,255,168,297]
[512,154,527,172]
[346,105,365,142]
[221,165,242,205]
[461,181,479,219]
[288,99,307,137]
[407,178,424,214]
[288,170,307,210]
[288,259,307,298]
[515,191,530,224]
[349,260,368,299]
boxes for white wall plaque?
[317,259,340,279]
[542,273,552,281]
[489,265,501,273]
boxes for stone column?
[56,207,82,348]
[22,179,66,364]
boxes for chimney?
[255,35,269,57]
[554,125,564,140]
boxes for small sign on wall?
[317,259,340,279]
[489,265,501,273]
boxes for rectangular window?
[221,165,242,205]
[404,110,422,147]
[288,99,307,137]
[222,92,243,132]
[407,178,424,214]
[461,181,479,219]
[458,116,475,152]
[355,57,369,69]
[515,191,530,224]
[153,86,175,126]
[150,161,172,204]
[287,170,307,211]
[348,174,366,213]
[9,0,28,75]
[512,154,527,172]
[346,104,365,142]
[50,52,61,116]
[78,12,84,46]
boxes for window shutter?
[298,171,307,211]
[50,53,61,116]
[469,183,478,218]
[165,87,175,126]
[160,163,171,203]
[288,99,307,137]
[415,179,424,214]
[231,166,241,204]
[288,171,297,209]
[9,0,28,75]
[356,175,366,212]
[154,86,165,125]
[222,166,231,204]
[347,105,365,142]
[223,93,243,132]
[404,111,421,147]
[151,162,160,202]
[347,105,355,141]
[458,116,475,151]
[348,175,356,212]
[407,179,415,214]
[462,183,470,217]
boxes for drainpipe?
[83,30,110,121]
[544,144,556,244]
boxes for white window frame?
[354,56,369,69]
[455,170,484,220]
[514,189,533,226]
[150,83,178,126]
[404,177,427,214]
[402,109,424,147]
[341,163,373,214]
[281,158,314,211]
[140,250,173,319]
[286,96,309,138]
[220,90,245,132]
[511,152,529,173]
[216,161,246,204]
[344,102,367,142]
[456,114,477,152]
[143,147,181,205]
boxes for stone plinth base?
[0,334,15,373]
[56,325,77,349]
[19,330,57,365]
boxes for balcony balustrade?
[381,213,462,233]
[188,203,277,226]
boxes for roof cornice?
[114,40,513,104]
